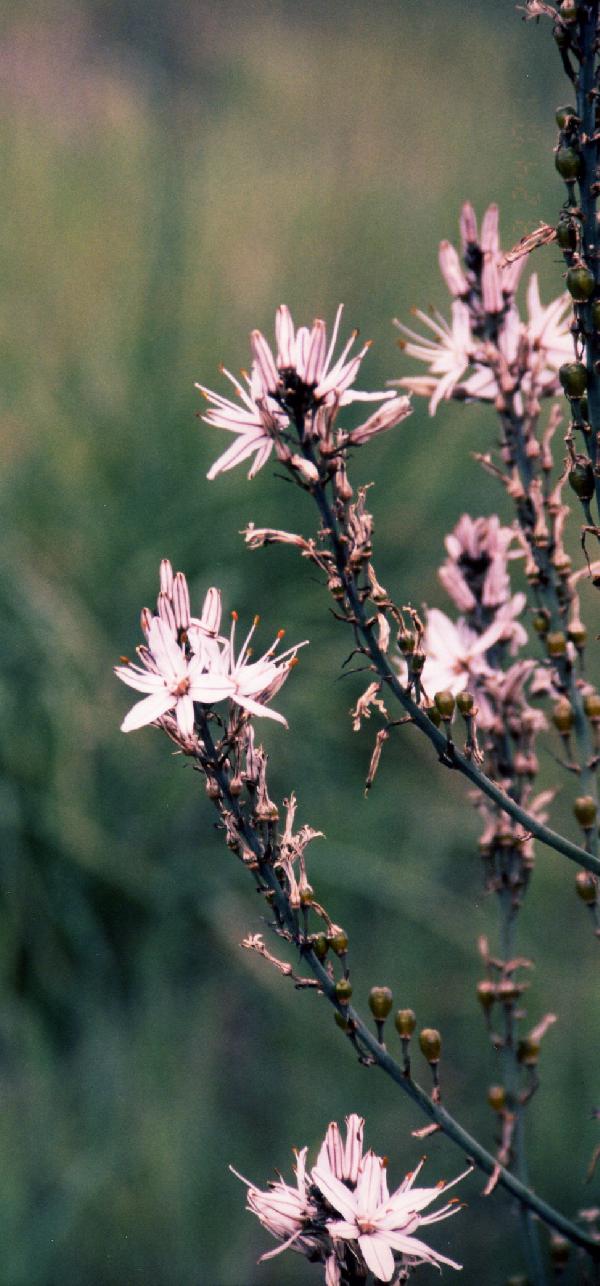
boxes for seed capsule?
[312,934,329,961]
[456,690,474,716]
[477,980,496,1010]
[555,146,581,180]
[546,631,567,657]
[425,704,442,728]
[369,986,393,1020]
[487,1085,506,1112]
[335,978,353,1005]
[573,795,597,828]
[434,690,455,721]
[566,266,595,302]
[584,692,600,720]
[569,458,595,500]
[575,871,597,904]
[568,623,587,648]
[517,1036,540,1066]
[559,361,588,397]
[556,218,577,251]
[394,1008,416,1038]
[419,1028,441,1063]
[330,929,349,956]
[532,610,550,636]
[556,104,577,129]
[552,697,574,734]
[334,1010,350,1031]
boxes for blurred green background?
[2,1,599,1282]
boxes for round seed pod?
[487,1084,506,1112]
[434,690,455,720]
[398,632,415,654]
[312,934,329,961]
[477,980,496,1010]
[335,978,353,1005]
[556,104,577,129]
[425,705,442,728]
[517,1036,540,1066]
[552,697,574,734]
[419,1028,441,1063]
[584,692,600,720]
[394,1008,416,1038]
[411,652,425,674]
[573,795,597,828]
[330,929,349,956]
[568,623,587,648]
[334,1010,350,1031]
[368,986,393,1020]
[559,361,588,397]
[546,631,567,657]
[568,456,594,504]
[532,610,550,636]
[555,146,581,180]
[567,266,595,301]
[556,218,577,251]
[456,690,474,716]
[575,871,597,904]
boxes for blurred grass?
[0,1,597,1282]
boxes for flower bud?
[419,1028,441,1063]
[575,871,597,904]
[369,986,393,1020]
[335,978,353,1005]
[546,631,567,657]
[569,457,595,500]
[330,929,349,956]
[573,795,597,828]
[559,361,588,397]
[312,934,329,961]
[477,980,496,1010]
[556,218,577,251]
[517,1036,540,1066]
[552,697,574,734]
[566,266,595,302]
[394,1008,416,1038]
[555,146,581,180]
[434,690,455,721]
[456,690,474,716]
[487,1085,506,1112]
[584,692,600,720]
[556,104,577,129]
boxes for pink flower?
[231,1148,321,1263]
[312,1152,466,1281]
[394,301,474,414]
[115,616,234,736]
[439,515,522,614]
[316,1114,365,1185]
[196,365,285,480]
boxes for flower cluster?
[115,560,304,737]
[197,304,412,480]
[393,203,573,415]
[233,1115,467,1283]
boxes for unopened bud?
[368,986,393,1020]
[559,361,588,397]
[419,1028,441,1063]
[555,146,581,181]
[457,690,474,716]
[573,795,597,828]
[434,690,455,721]
[394,1008,416,1038]
[335,978,353,1005]
[575,871,597,904]
[566,266,595,302]
[487,1084,506,1112]
[477,980,496,1010]
[546,631,567,657]
[552,698,574,735]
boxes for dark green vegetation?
[1,1,598,1281]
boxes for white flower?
[115,616,234,736]
[208,611,307,725]
[393,301,474,414]
[312,1152,466,1281]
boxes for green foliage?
[2,2,598,1282]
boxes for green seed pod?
[555,146,581,180]
[560,0,578,17]
[425,704,442,728]
[456,690,474,716]
[419,1027,441,1062]
[575,871,597,904]
[556,218,577,251]
[567,266,595,302]
[477,980,496,1010]
[568,622,587,648]
[330,929,349,956]
[532,610,550,636]
[487,1084,506,1112]
[335,977,353,1005]
[556,104,577,130]
[398,632,415,654]
[369,986,393,1021]
[517,1036,540,1066]
[552,697,574,734]
[559,361,588,397]
[573,795,597,828]
[312,934,329,962]
[592,300,600,330]
[434,689,455,721]
[334,1010,350,1031]
[411,651,425,674]
[394,1007,416,1038]
[584,692,600,720]
[549,1235,570,1266]
[546,631,567,657]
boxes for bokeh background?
[2,1,599,1282]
